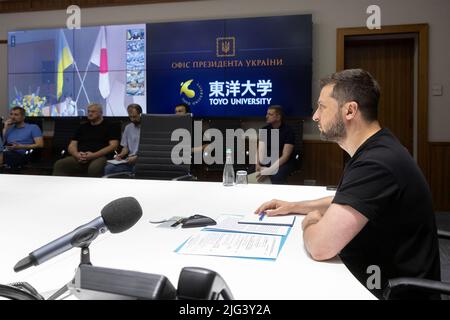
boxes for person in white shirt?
[104,104,142,175]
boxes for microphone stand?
[46,245,91,300]
[79,246,92,266]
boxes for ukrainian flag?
[57,30,74,100]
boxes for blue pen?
[259,212,266,221]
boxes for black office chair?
[284,119,304,174]
[52,117,85,159]
[135,114,194,180]
[106,114,194,180]
[18,118,84,175]
[204,119,246,172]
[383,213,450,299]
[23,118,44,165]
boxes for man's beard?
[319,113,346,142]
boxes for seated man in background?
[174,103,190,115]
[174,102,209,155]
[104,104,142,176]
[249,105,295,184]
[53,103,120,177]
[2,106,44,169]
[254,69,440,299]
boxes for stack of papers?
[176,231,282,260]
[175,214,295,260]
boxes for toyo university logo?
[180,79,204,106]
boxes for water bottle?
[222,148,235,186]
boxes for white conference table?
[0,174,376,300]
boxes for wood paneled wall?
[298,140,344,187]
[337,24,430,189]
[344,38,415,155]
[0,0,197,13]
[429,143,450,211]
[298,140,450,211]
[298,140,449,211]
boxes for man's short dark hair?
[176,103,190,113]
[11,106,25,116]
[320,69,380,122]
[268,105,284,122]
[127,103,142,114]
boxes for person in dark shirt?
[174,102,210,155]
[254,69,440,299]
[53,103,120,177]
[249,105,295,184]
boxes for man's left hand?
[83,152,97,161]
[127,155,137,164]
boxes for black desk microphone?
[14,197,143,272]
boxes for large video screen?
[8,24,146,116]
[8,15,311,118]
[147,15,312,117]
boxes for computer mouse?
[181,215,217,228]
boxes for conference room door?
[343,36,416,157]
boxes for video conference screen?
[7,15,312,118]
[8,24,146,117]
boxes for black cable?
[148,219,179,224]
[0,283,43,300]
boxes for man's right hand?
[254,199,297,217]
[255,163,267,182]
[76,152,87,162]
[4,119,14,127]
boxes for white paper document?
[176,231,282,260]
[204,215,290,236]
[238,213,296,226]
[107,159,128,165]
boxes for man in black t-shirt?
[53,103,120,177]
[249,105,295,184]
[254,69,440,299]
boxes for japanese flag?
[90,26,110,99]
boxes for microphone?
[13,197,143,273]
